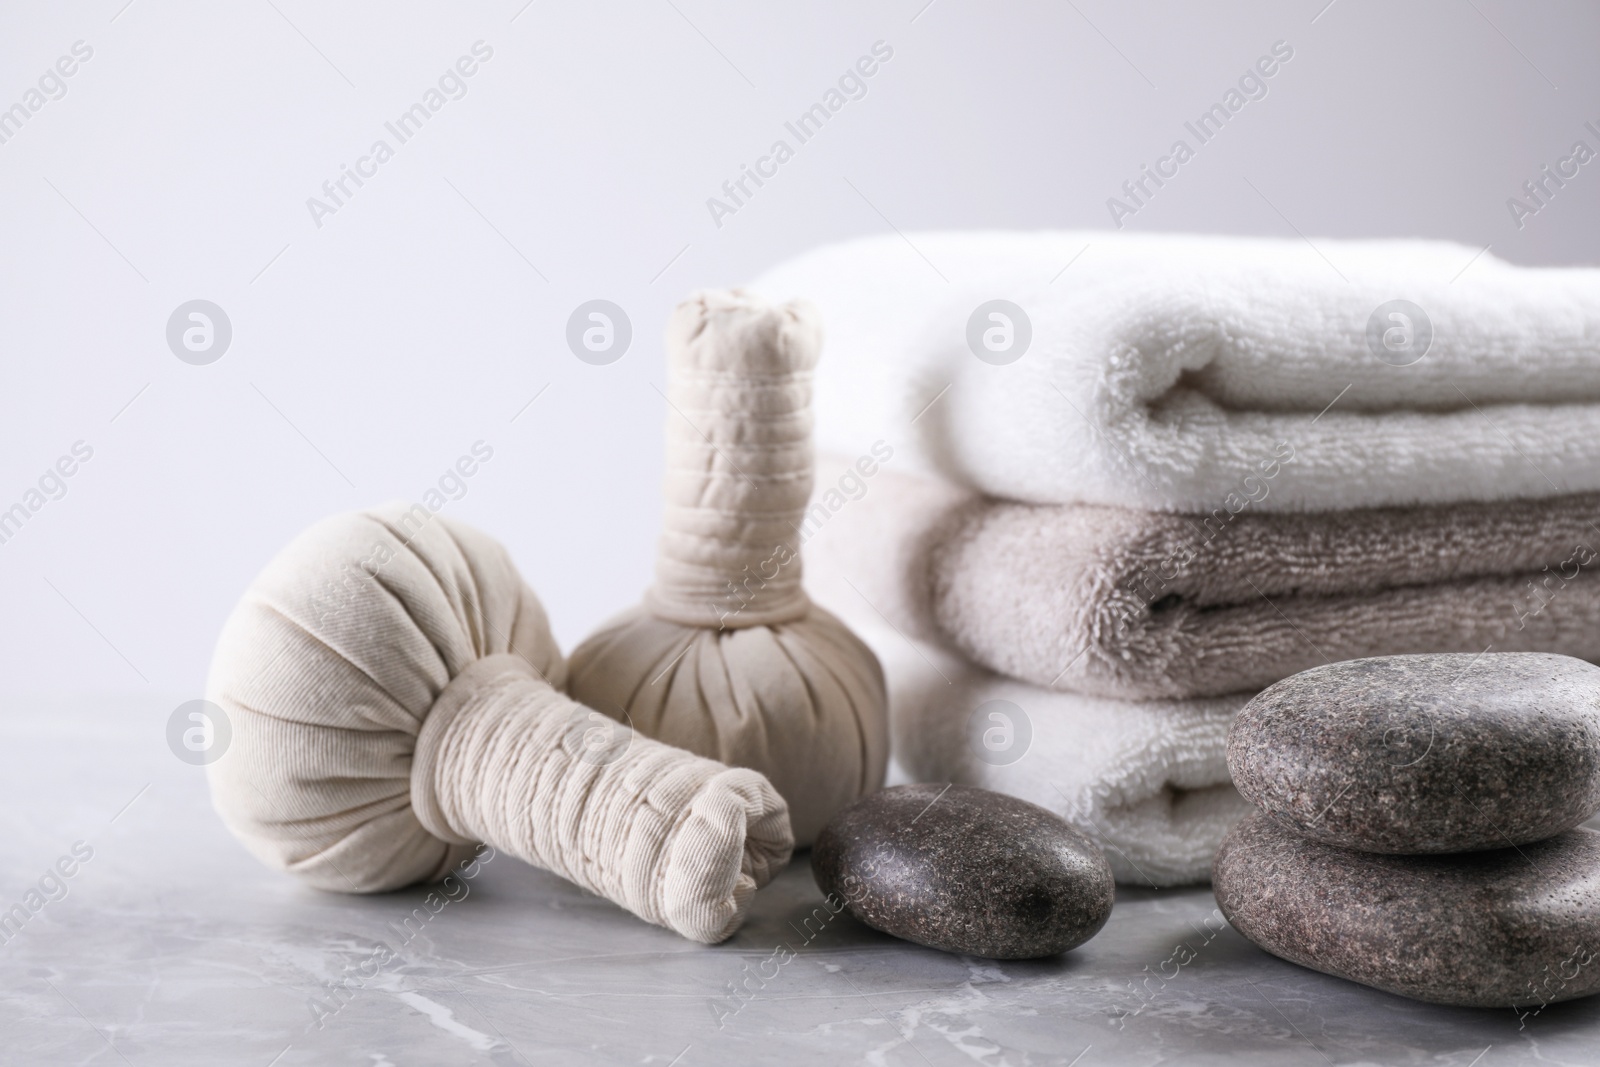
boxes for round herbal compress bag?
[205,504,791,943]
[568,290,889,846]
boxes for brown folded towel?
[803,462,1600,700]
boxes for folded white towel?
[752,231,1600,511]
[845,621,1248,887]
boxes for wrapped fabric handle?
[412,654,792,943]
[648,290,820,629]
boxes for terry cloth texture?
[851,621,1249,887]
[804,461,1600,700]
[206,505,792,944]
[750,230,1600,511]
[568,291,889,848]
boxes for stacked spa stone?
[1215,652,1600,1008]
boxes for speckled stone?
[1215,812,1600,1007]
[1228,652,1600,853]
[810,783,1113,959]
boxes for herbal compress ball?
[568,290,889,845]
[205,505,792,943]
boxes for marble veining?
[4,696,1600,1065]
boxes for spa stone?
[811,784,1113,959]
[1228,652,1600,853]
[1215,812,1600,1007]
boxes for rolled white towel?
[751,230,1600,512]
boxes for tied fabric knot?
[569,290,890,847]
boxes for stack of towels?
[750,231,1600,886]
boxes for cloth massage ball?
[567,290,890,846]
[204,504,792,943]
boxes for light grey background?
[6,4,1600,1064]
[0,0,1595,702]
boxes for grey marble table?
[4,694,1598,1066]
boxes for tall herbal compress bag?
[205,505,792,943]
[568,290,889,845]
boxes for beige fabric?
[568,291,889,847]
[805,462,1600,700]
[206,504,792,943]
[414,654,790,942]
[645,290,818,628]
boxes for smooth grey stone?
[810,783,1113,959]
[1228,652,1600,853]
[1215,812,1600,1008]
